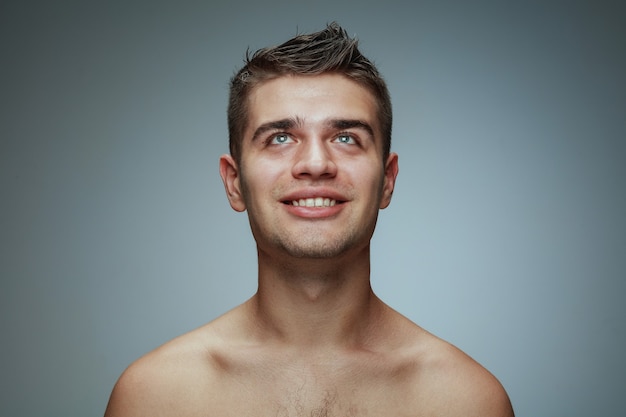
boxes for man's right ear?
[219,154,246,212]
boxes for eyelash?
[265,132,358,146]
[268,134,292,144]
[335,133,356,144]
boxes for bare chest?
[207,365,415,417]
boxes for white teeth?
[291,198,337,207]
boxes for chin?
[277,235,360,259]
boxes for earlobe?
[219,154,246,212]
[380,153,399,209]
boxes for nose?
[292,138,338,180]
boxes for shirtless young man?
[104,23,514,417]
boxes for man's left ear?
[380,152,399,209]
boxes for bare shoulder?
[399,322,514,417]
[423,340,513,416]
[104,337,207,416]
[103,309,241,417]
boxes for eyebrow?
[250,117,375,142]
[250,117,302,142]
[328,119,375,138]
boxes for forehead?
[244,74,379,136]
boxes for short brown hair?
[227,22,392,162]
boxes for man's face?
[220,73,398,259]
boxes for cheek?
[240,159,284,202]
[242,151,284,175]
[353,159,385,187]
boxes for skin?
[104,74,514,417]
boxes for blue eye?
[336,135,355,144]
[271,134,292,144]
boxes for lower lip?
[283,203,344,219]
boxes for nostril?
[292,156,338,179]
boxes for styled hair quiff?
[227,22,392,162]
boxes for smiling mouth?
[286,197,339,207]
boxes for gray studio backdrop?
[1,1,624,416]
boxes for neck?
[248,246,382,349]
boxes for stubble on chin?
[274,233,355,259]
[267,215,377,261]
